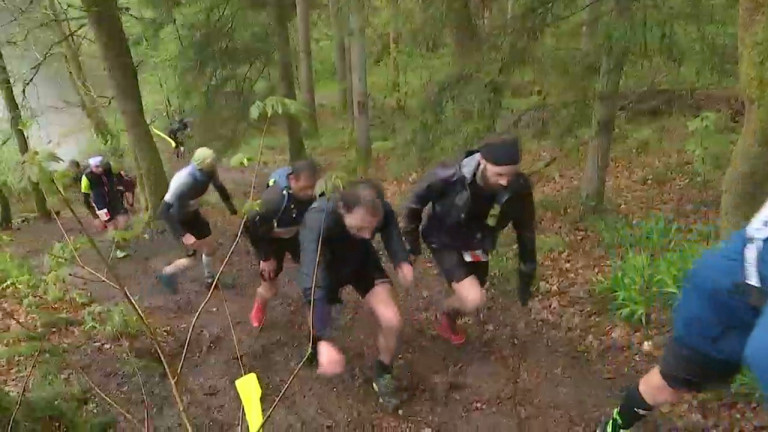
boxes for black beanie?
[479,136,521,166]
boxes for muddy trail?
[56,214,616,430]
[9,164,705,431]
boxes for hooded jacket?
[403,150,537,273]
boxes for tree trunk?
[389,0,403,110]
[296,0,318,133]
[271,0,307,162]
[328,0,349,113]
[81,0,167,215]
[720,0,768,236]
[48,0,115,147]
[579,0,630,214]
[349,0,371,175]
[344,37,355,126]
[0,186,11,230]
[0,48,50,220]
[446,0,479,66]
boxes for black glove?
[225,200,238,216]
[517,268,535,306]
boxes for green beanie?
[192,147,217,170]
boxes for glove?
[517,268,535,306]
[225,200,238,216]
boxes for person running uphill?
[598,198,768,431]
[403,135,537,345]
[81,156,131,258]
[245,159,321,328]
[168,118,190,159]
[158,147,238,293]
[299,180,413,408]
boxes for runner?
[114,167,136,209]
[402,135,537,345]
[157,147,238,293]
[299,180,413,409]
[168,118,191,159]
[597,199,768,431]
[81,156,131,258]
[245,159,321,328]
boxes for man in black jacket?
[403,135,537,345]
[299,180,413,408]
[245,159,320,328]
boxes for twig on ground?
[7,345,41,432]
[48,185,193,431]
[176,118,271,377]
[258,196,329,431]
[119,334,152,431]
[76,366,140,428]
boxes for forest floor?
[4,137,768,430]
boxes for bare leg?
[365,282,402,365]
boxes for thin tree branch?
[6,345,41,432]
[21,23,87,99]
[47,185,193,431]
[76,366,140,428]
[119,334,151,431]
[176,118,271,377]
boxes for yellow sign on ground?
[235,373,264,431]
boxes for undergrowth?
[592,213,716,327]
[0,234,144,427]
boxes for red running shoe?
[250,299,267,328]
[436,313,466,345]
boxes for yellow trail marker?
[235,373,264,431]
[150,126,179,149]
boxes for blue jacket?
[673,229,766,364]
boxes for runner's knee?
[368,284,402,332]
[200,238,218,255]
[454,278,486,311]
[378,302,402,332]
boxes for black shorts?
[428,245,489,287]
[261,237,300,281]
[659,338,741,392]
[179,210,212,241]
[330,246,391,300]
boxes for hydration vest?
[267,166,292,190]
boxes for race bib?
[96,209,111,222]
[462,250,488,262]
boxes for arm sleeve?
[402,165,454,252]
[379,202,411,266]
[211,174,237,214]
[500,175,537,274]
[298,203,334,337]
[245,187,284,261]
